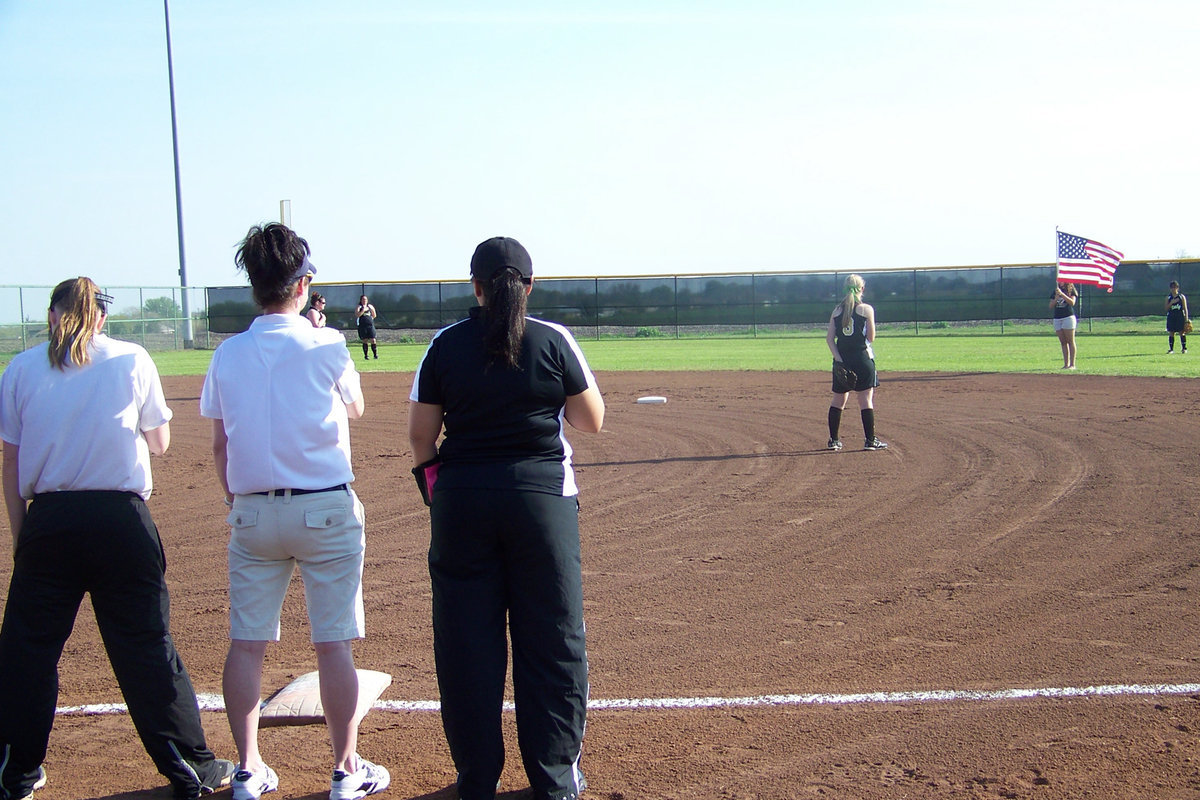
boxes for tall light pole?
[163,0,194,348]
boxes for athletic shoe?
[189,759,236,798]
[864,437,888,451]
[827,438,843,451]
[1184,348,1189,354]
[10,765,47,799]
[1168,349,1174,354]
[232,765,278,800]
[330,756,390,800]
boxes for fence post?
[751,274,758,338]
[1000,265,1005,334]
[19,288,27,352]
[673,276,679,339]
[912,269,919,335]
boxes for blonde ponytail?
[47,277,106,370]
[840,274,865,333]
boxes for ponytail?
[479,268,528,369]
[47,277,106,370]
[840,274,865,333]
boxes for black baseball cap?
[470,237,532,282]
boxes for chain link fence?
[4,258,1198,352]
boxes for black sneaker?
[864,437,888,451]
[827,438,843,451]
[175,758,236,799]
[10,765,47,799]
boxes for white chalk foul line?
[54,682,1200,716]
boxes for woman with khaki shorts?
[201,223,388,800]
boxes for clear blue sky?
[1,1,1196,290]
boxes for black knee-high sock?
[362,342,369,358]
[1170,334,1176,350]
[861,408,875,440]
[371,342,378,357]
[828,406,842,439]
[1183,334,1188,350]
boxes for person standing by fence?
[201,224,388,800]
[306,291,327,328]
[825,273,887,452]
[1051,282,1078,369]
[0,277,234,800]
[1166,281,1189,354]
[355,295,378,360]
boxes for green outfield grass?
[123,330,1200,379]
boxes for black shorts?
[833,351,879,392]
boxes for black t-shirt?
[1052,291,1076,319]
[411,307,594,496]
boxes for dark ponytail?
[479,268,527,369]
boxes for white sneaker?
[330,756,390,800]
[232,765,278,800]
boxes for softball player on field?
[826,273,888,452]
[408,237,604,800]
[0,278,233,799]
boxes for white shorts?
[1053,316,1077,332]
[226,487,366,643]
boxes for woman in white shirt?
[201,224,387,800]
[0,277,233,800]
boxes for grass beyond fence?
[106,330,1200,378]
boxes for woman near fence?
[306,291,327,328]
[408,236,604,800]
[1051,282,1078,369]
[0,277,234,800]
[826,273,887,452]
[355,295,377,359]
[1166,281,1188,354]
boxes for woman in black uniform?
[826,273,887,451]
[408,237,604,800]
[355,294,377,359]
[305,291,327,328]
[1166,280,1189,354]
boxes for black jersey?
[410,306,595,496]
[834,308,870,356]
[1167,292,1188,332]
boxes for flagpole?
[1054,226,1059,286]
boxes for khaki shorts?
[226,487,366,643]
[1053,316,1077,331]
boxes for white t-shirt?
[0,335,172,500]
[200,313,363,494]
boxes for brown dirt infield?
[3,370,1200,799]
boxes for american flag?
[1056,231,1123,292]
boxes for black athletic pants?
[429,488,588,800]
[0,491,220,799]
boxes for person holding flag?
[1052,230,1123,370]
[1050,282,1079,369]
